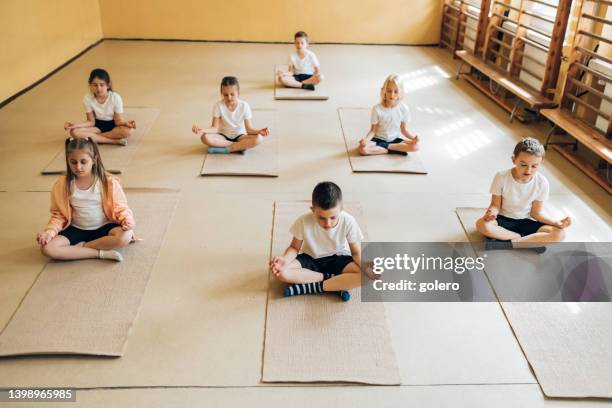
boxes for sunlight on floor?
[444,129,491,160]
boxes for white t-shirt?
[212,99,252,137]
[371,103,411,142]
[490,169,549,220]
[70,180,109,230]
[290,211,364,259]
[83,91,124,121]
[289,50,320,75]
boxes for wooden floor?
[0,41,610,407]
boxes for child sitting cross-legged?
[270,182,363,302]
[358,74,419,156]
[476,137,571,249]
[193,76,269,154]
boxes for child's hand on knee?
[556,216,571,229]
[258,128,270,137]
[64,121,74,131]
[127,120,137,129]
[37,231,52,246]
[483,208,497,222]
[270,256,286,275]
[121,218,135,231]
[359,138,367,148]
[411,135,420,144]
[192,125,202,135]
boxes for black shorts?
[59,223,121,245]
[296,253,354,276]
[497,215,545,237]
[293,74,313,82]
[95,119,116,133]
[373,137,404,149]
[220,133,244,142]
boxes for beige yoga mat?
[42,107,160,175]
[200,110,278,177]
[262,201,401,384]
[338,108,427,174]
[274,65,329,100]
[0,190,178,357]
[456,207,612,398]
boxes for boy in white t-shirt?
[476,138,571,248]
[270,182,363,301]
[192,76,269,154]
[359,75,420,156]
[276,31,323,91]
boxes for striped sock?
[284,281,324,297]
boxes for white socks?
[98,249,123,262]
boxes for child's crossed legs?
[200,131,262,153]
[70,126,132,145]
[272,253,360,294]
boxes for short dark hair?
[294,31,308,41]
[220,76,239,93]
[312,182,342,210]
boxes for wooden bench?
[455,50,557,122]
[542,107,612,194]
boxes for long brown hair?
[64,137,109,198]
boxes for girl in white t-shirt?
[276,31,324,91]
[37,137,135,262]
[358,74,420,156]
[64,69,136,146]
[192,76,269,154]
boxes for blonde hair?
[64,137,109,198]
[380,74,404,106]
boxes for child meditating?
[358,74,420,156]
[270,182,363,302]
[476,137,571,248]
[276,31,323,91]
[64,68,136,146]
[36,138,135,262]
[193,76,269,154]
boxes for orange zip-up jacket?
[44,175,135,238]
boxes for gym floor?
[0,40,610,407]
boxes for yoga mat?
[274,65,329,100]
[456,207,612,398]
[42,107,160,175]
[0,189,178,357]
[262,201,401,384]
[338,108,427,174]
[200,110,278,177]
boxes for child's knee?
[253,134,263,146]
[475,217,488,233]
[69,128,82,138]
[40,244,56,259]
[114,231,132,248]
[117,126,132,137]
[551,227,565,242]
[201,133,211,145]
[275,271,290,283]
[358,146,368,156]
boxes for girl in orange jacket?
[36,138,135,261]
